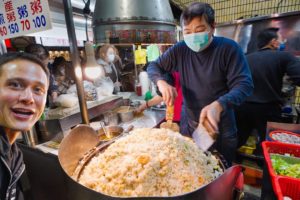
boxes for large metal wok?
[58,125,244,200]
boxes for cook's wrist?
[145,101,150,108]
[216,99,226,113]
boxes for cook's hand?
[199,101,223,133]
[157,80,177,106]
[134,103,147,114]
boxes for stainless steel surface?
[117,106,134,122]
[93,0,174,23]
[192,119,217,151]
[93,0,176,43]
[58,124,99,176]
[44,96,123,140]
[192,124,215,152]
[97,125,124,141]
[63,0,89,124]
[103,111,119,126]
[215,11,300,55]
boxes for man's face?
[273,32,283,49]
[182,16,214,37]
[0,59,48,131]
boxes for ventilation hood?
[93,0,176,44]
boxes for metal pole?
[132,44,138,81]
[62,0,89,124]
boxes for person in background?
[136,72,183,124]
[24,44,50,68]
[50,56,75,103]
[147,2,253,165]
[24,44,54,107]
[0,52,49,200]
[235,27,300,155]
[96,44,123,93]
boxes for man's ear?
[269,38,277,48]
[211,22,216,29]
[210,22,216,34]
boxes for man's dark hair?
[24,43,50,61]
[180,2,215,27]
[52,56,67,76]
[257,27,279,49]
[0,52,50,81]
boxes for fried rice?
[78,128,222,197]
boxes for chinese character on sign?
[0,13,5,25]
[17,5,28,19]
[6,12,16,22]
[30,0,42,15]
[4,1,14,12]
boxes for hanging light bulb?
[84,41,105,80]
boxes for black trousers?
[235,102,282,151]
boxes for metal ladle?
[99,121,112,139]
[58,124,134,179]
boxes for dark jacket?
[246,48,300,104]
[0,127,25,200]
[147,36,253,135]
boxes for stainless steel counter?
[36,107,165,155]
[43,96,123,137]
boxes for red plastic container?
[262,141,300,199]
[269,130,300,144]
[274,177,300,200]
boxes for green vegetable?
[271,154,300,178]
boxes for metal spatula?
[192,119,217,151]
[160,105,180,132]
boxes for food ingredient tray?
[262,141,300,199]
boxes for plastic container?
[262,141,300,198]
[274,177,300,200]
[139,71,150,96]
[269,130,300,145]
[238,145,255,155]
[135,81,142,96]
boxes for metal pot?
[117,106,134,122]
[97,125,123,141]
[58,125,243,200]
[61,164,243,200]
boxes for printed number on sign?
[32,15,46,28]
[21,19,30,30]
[0,26,8,36]
[8,23,19,34]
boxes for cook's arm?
[147,45,178,106]
[217,43,254,112]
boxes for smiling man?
[147,2,253,165]
[0,52,49,200]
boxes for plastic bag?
[94,77,114,98]
[55,94,78,108]
[67,81,98,101]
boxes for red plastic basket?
[274,177,300,200]
[269,130,300,144]
[262,141,300,199]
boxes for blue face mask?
[183,32,210,52]
[278,43,286,51]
